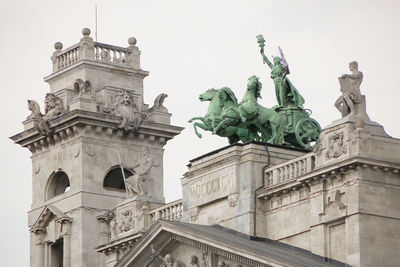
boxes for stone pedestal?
[181,142,307,235]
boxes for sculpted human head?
[349,61,358,71]
[141,147,149,157]
[189,255,198,264]
[164,254,174,264]
[217,261,226,267]
[273,56,281,65]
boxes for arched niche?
[46,171,70,200]
[103,166,133,191]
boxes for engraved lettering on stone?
[326,132,347,160]
[190,170,235,206]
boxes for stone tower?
[11,28,182,267]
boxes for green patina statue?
[256,34,304,108]
[188,76,284,145]
[189,36,321,149]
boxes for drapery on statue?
[125,148,153,197]
[335,61,363,118]
[256,34,305,108]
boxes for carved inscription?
[189,167,236,208]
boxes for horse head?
[199,88,217,102]
[247,75,262,99]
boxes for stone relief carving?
[119,210,135,233]
[326,132,347,159]
[110,217,118,239]
[189,255,199,267]
[98,89,148,131]
[73,78,93,97]
[27,99,43,119]
[125,148,154,197]
[160,254,185,267]
[149,246,185,267]
[27,93,65,135]
[201,252,210,267]
[149,93,168,112]
[327,189,345,210]
[217,261,226,267]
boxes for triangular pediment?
[115,221,347,267]
[30,204,71,231]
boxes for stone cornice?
[257,157,400,200]
[43,59,149,83]
[10,109,183,155]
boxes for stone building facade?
[11,29,400,267]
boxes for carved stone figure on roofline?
[334,61,370,128]
[27,93,64,135]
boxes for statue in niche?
[335,61,363,118]
[27,93,64,135]
[257,35,305,108]
[125,148,153,197]
[73,78,93,97]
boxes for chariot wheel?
[295,118,321,149]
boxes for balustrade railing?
[53,44,80,71]
[264,153,315,187]
[51,29,139,72]
[94,42,130,64]
[149,199,183,223]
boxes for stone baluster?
[79,28,95,60]
[112,49,118,62]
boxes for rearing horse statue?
[189,76,284,144]
[213,75,284,144]
[188,87,259,144]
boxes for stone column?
[58,218,72,267]
[97,216,111,244]
[31,228,46,267]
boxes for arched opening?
[103,167,133,191]
[47,171,70,200]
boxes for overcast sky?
[2,0,400,265]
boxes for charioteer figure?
[257,34,305,108]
